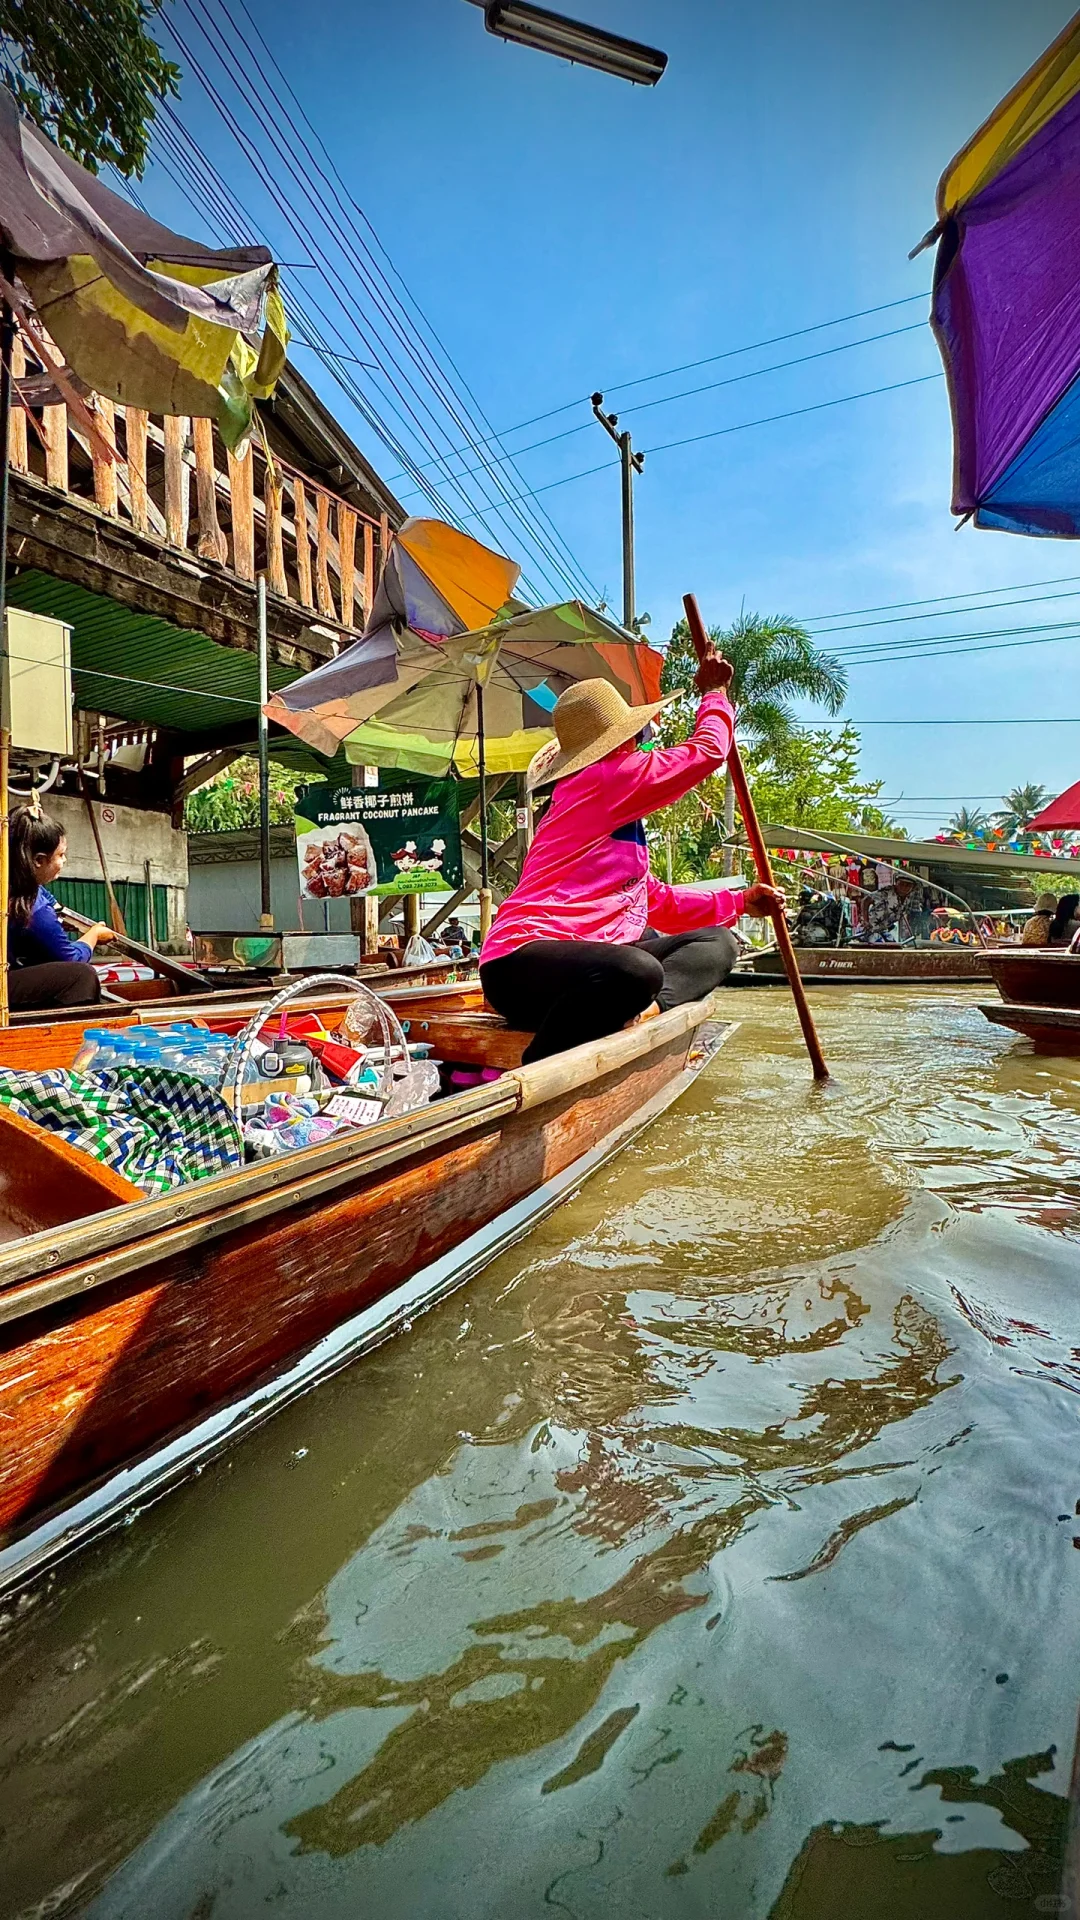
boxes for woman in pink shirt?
[480,651,783,1061]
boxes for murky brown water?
[1,987,1078,1920]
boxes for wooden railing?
[7,324,388,635]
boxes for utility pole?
[591,393,644,631]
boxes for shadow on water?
[0,988,1076,1917]
[770,1749,1068,1919]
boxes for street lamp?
[470,2,667,85]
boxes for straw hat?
[1034,892,1057,912]
[526,678,672,791]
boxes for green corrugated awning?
[6,571,299,739]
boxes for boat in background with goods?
[741,945,994,984]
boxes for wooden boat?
[0,993,732,1595]
[55,904,477,1010]
[985,950,1080,1007]
[980,1001,1080,1052]
[743,944,994,984]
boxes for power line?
[164,31,574,609]
[170,0,603,608]
[384,291,932,482]
[392,320,931,497]
[228,0,603,604]
[160,103,571,607]
[832,615,1080,660]
[803,571,1080,627]
[811,584,1080,636]
[159,38,564,601]
[448,372,945,519]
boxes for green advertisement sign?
[295,772,462,899]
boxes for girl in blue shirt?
[7,807,111,1009]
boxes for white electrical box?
[3,608,74,756]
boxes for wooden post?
[193,416,228,563]
[264,466,287,596]
[363,518,375,619]
[91,396,117,514]
[315,488,337,618]
[227,442,255,580]
[338,504,357,627]
[350,891,380,957]
[404,891,421,944]
[293,476,314,607]
[7,332,25,474]
[42,395,68,492]
[682,592,830,1083]
[125,408,149,531]
[163,414,189,547]
[378,511,390,584]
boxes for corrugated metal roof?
[6,571,299,739]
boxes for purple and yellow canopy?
[931,12,1080,535]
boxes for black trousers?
[7,961,102,1010]
[481,925,738,1064]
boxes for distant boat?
[741,945,994,985]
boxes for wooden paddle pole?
[78,767,127,937]
[682,594,830,1083]
[476,680,493,941]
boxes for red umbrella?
[1029,784,1080,831]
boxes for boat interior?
[0,980,541,1242]
[0,979,686,1250]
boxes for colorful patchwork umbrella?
[267,519,664,773]
[925,12,1080,534]
[268,517,663,922]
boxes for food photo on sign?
[294,772,463,900]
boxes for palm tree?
[992,783,1051,850]
[662,611,847,871]
[947,806,988,841]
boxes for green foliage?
[946,805,988,841]
[659,610,847,746]
[992,783,1051,850]
[652,609,853,877]
[0,0,179,176]
[184,757,306,834]
[645,725,902,881]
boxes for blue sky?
[142,0,1080,834]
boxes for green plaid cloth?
[0,1065,241,1196]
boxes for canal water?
[0,987,1078,1920]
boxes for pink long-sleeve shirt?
[481,690,745,962]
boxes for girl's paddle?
[682,593,830,1083]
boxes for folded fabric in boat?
[0,1065,240,1196]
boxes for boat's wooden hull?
[745,945,994,983]
[0,1001,729,1589]
[986,951,1080,1008]
[980,1002,1080,1052]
